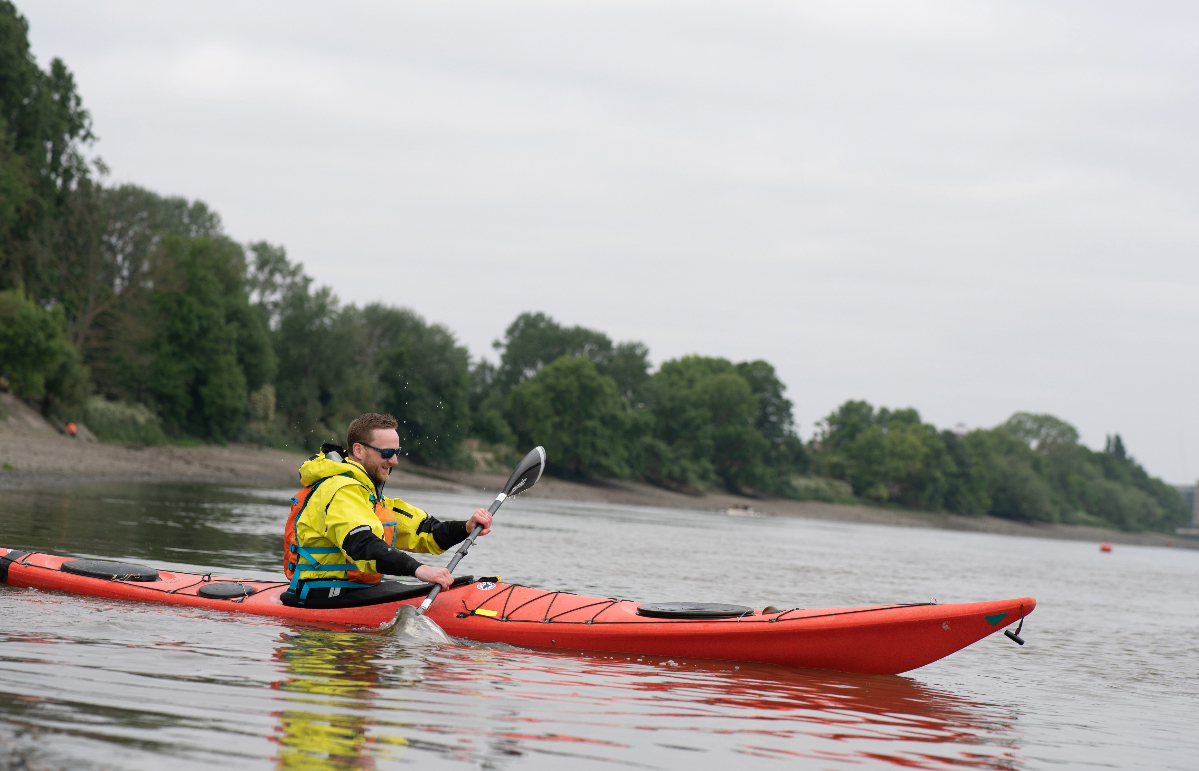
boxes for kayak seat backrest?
[280,575,475,609]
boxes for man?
[284,412,493,607]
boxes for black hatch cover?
[61,559,161,582]
[197,582,257,600]
[636,602,753,619]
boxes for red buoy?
[1100,542,1113,553]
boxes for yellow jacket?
[289,455,448,583]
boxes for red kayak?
[0,547,1034,675]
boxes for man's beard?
[368,461,389,490]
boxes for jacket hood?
[299,454,375,491]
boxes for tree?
[467,357,516,446]
[494,312,614,391]
[368,304,472,467]
[641,356,802,494]
[609,341,652,402]
[940,429,989,516]
[137,235,271,439]
[246,240,304,329]
[491,311,651,395]
[478,311,652,451]
[269,273,365,446]
[814,401,959,508]
[0,2,95,298]
[1002,412,1080,453]
[736,359,809,479]
[0,285,88,414]
[812,403,1190,531]
[506,355,647,478]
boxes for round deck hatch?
[636,602,753,619]
[197,582,257,600]
[61,559,160,582]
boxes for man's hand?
[466,508,493,536]
[414,564,453,589]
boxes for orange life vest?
[284,476,399,592]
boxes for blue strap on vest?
[294,577,365,600]
[287,473,381,603]
[287,543,362,599]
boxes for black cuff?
[377,549,422,577]
[431,520,470,551]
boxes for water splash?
[379,604,451,645]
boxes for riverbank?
[1,397,1194,550]
[400,465,1199,550]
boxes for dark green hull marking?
[984,612,1008,627]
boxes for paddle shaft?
[417,493,506,613]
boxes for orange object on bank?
[65,422,77,436]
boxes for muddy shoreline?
[1,403,1195,551]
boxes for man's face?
[353,428,400,487]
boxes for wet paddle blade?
[501,446,546,497]
[385,603,451,644]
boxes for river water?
[0,481,1195,770]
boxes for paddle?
[415,445,546,615]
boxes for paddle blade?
[387,604,451,644]
[502,446,546,497]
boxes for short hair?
[347,413,399,452]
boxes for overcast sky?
[20,1,1199,482]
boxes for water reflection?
[265,626,1021,770]
[433,653,1021,769]
[272,630,396,770]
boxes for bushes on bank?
[789,476,856,504]
[83,396,166,445]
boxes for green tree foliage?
[492,312,651,400]
[0,1,95,298]
[75,188,236,415]
[131,235,272,439]
[814,402,958,508]
[482,316,805,493]
[467,358,514,446]
[495,312,611,390]
[250,245,471,464]
[735,359,809,479]
[640,356,802,494]
[367,304,471,467]
[810,401,1189,532]
[266,268,363,446]
[506,355,648,478]
[0,285,88,413]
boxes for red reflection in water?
[266,628,1022,770]
[421,649,1021,769]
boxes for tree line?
[0,2,1188,532]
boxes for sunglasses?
[363,444,401,460]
